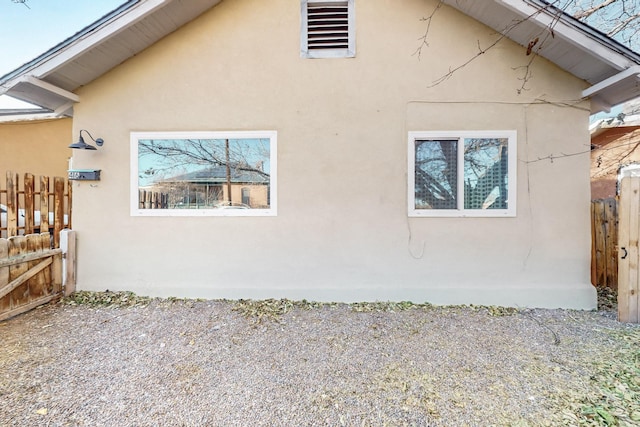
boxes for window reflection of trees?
[138,138,271,209]
[415,138,508,210]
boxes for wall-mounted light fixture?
[69,129,104,150]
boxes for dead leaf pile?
[349,300,431,312]
[60,290,151,308]
[597,286,618,312]
[231,298,326,323]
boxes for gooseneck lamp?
[69,129,104,150]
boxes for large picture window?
[408,131,516,217]
[131,131,277,216]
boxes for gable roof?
[1,0,638,116]
[163,165,270,186]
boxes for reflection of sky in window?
[138,138,271,187]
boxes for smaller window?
[301,0,355,58]
[241,187,251,206]
[408,131,517,217]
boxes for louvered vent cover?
[307,2,349,50]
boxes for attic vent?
[307,3,349,50]
[301,0,355,58]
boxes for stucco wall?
[69,0,595,308]
[0,118,72,178]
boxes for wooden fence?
[0,233,62,321]
[591,198,618,290]
[0,171,72,248]
[138,189,169,209]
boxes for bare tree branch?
[11,0,29,8]
[573,0,617,19]
[418,0,639,91]
[608,11,640,37]
[413,0,444,60]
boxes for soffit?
[0,0,222,111]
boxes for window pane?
[138,138,271,210]
[414,140,457,210]
[463,138,508,210]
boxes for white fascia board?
[582,66,640,98]
[2,0,168,87]
[0,113,62,123]
[494,0,636,70]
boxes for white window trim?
[300,0,355,59]
[408,130,517,218]
[130,130,277,217]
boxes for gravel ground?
[0,292,639,427]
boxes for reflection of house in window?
[153,163,269,209]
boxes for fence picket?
[0,239,9,312]
[40,175,50,233]
[591,198,618,289]
[604,199,618,287]
[53,177,65,248]
[5,172,17,238]
[24,174,35,235]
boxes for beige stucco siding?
[69,0,595,308]
[0,118,71,178]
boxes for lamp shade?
[69,130,103,150]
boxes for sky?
[0,0,124,108]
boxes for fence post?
[60,229,76,296]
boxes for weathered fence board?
[591,198,618,289]
[61,230,76,296]
[0,171,72,248]
[0,239,9,314]
[9,236,29,308]
[618,176,640,323]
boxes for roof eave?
[1,0,639,116]
[583,66,640,114]
[0,0,165,114]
